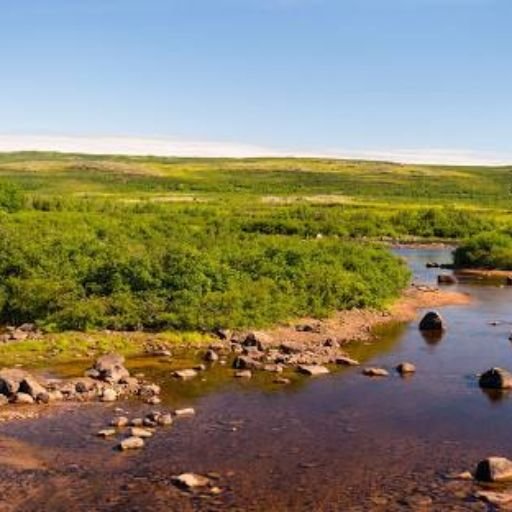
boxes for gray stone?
[19,376,47,398]
[396,362,416,375]
[101,388,117,402]
[172,473,210,489]
[173,369,198,380]
[336,356,360,366]
[14,392,35,404]
[362,367,389,377]
[0,368,31,395]
[130,427,153,438]
[232,355,262,370]
[118,436,145,450]
[297,365,330,376]
[93,354,129,383]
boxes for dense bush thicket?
[454,232,512,270]
[0,210,410,331]
[1,152,510,331]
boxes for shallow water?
[1,247,512,511]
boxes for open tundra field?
[0,152,510,336]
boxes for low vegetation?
[0,152,511,332]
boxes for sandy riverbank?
[265,285,471,348]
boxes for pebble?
[174,408,196,417]
[130,427,153,438]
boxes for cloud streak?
[0,134,510,166]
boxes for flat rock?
[475,457,512,482]
[118,436,145,450]
[362,367,389,377]
[297,365,330,376]
[232,355,262,370]
[479,368,512,390]
[173,369,198,380]
[97,428,116,438]
[336,356,360,367]
[174,408,196,417]
[234,370,252,379]
[130,427,153,438]
[172,473,210,489]
[475,490,512,506]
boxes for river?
[0,247,510,511]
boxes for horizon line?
[0,134,510,167]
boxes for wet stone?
[130,427,153,438]
[173,369,198,381]
[118,436,145,450]
[297,365,330,376]
[362,367,390,377]
[172,473,211,489]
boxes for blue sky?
[1,0,510,163]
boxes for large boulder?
[476,457,512,482]
[92,354,129,383]
[419,311,445,331]
[0,368,32,396]
[479,368,512,390]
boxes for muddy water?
[1,247,512,511]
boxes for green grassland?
[0,152,510,334]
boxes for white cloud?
[0,134,510,166]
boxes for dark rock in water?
[204,349,219,362]
[233,355,262,370]
[437,274,457,285]
[92,354,129,383]
[479,368,512,390]
[475,457,512,482]
[419,311,445,331]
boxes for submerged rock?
[362,368,389,377]
[396,362,416,375]
[437,274,457,285]
[297,365,330,376]
[419,311,445,331]
[479,368,512,390]
[234,370,252,379]
[173,369,198,381]
[475,457,512,482]
[336,356,360,367]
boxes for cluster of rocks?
[0,323,42,343]
[207,331,361,380]
[96,407,195,451]
[0,354,161,407]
